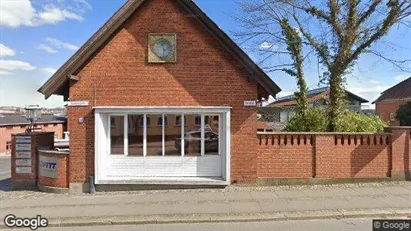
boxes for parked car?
[175,131,219,152]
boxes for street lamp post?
[25,105,42,133]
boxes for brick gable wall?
[68,0,259,183]
[375,101,408,126]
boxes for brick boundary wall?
[38,151,69,189]
[11,132,55,190]
[257,127,410,183]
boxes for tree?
[396,102,411,126]
[236,0,411,131]
[279,18,309,115]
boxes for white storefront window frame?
[94,106,231,185]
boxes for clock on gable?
[148,33,177,63]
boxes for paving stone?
[382,186,411,195]
[169,202,231,214]
[275,190,307,199]
[258,200,296,213]
[224,191,252,201]
[319,198,359,210]
[301,188,358,198]
[374,195,411,208]
[230,201,263,213]
[344,196,390,209]
[197,192,225,201]
[249,191,278,200]
[285,198,326,211]
[351,187,388,196]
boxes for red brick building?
[374,77,411,126]
[39,0,281,192]
[0,115,66,155]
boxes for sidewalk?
[0,182,410,228]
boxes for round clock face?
[153,39,172,58]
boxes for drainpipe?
[89,176,96,194]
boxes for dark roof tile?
[373,77,411,103]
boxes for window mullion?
[162,114,165,156]
[181,113,184,157]
[124,115,128,156]
[108,115,111,156]
[218,114,221,156]
[201,114,205,156]
[143,114,147,157]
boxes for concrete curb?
[1,208,410,229]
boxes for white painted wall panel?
[106,156,221,177]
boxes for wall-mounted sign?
[16,167,32,174]
[66,101,89,107]
[244,100,257,107]
[16,136,31,143]
[16,151,31,158]
[16,159,32,167]
[39,156,58,178]
[16,144,31,151]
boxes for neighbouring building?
[38,0,281,191]
[0,115,66,155]
[373,77,411,126]
[267,87,369,123]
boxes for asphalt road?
[0,156,11,191]
[34,218,407,231]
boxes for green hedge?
[284,108,386,132]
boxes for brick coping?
[257,132,392,135]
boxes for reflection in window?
[139,116,151,127]
[205,115,219,155]
[110,117,116,127]
[165,114,181,156]
[128,115,143,156]
[175,115,186,126]
[194,115,201,125]
[110,115,124,155]
[184,114,201,156]
[147,114,162,156]
[157,116,168,126]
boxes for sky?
[0,0,410,108]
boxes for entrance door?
[94,108,230,183]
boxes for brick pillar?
[387,127,411,180]
[11,132,54,190]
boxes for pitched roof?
[38,0,281,99]
[0,115,67,126]
[268,87,369,107]
[373,77,411,103]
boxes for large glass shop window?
[110,115,125,155]
[165,114,181,156]
[128,115,143,156]
[109,113,221,156]
[147,114,163,156]
[205,115,219,155]
[184,114,201,156]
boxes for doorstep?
[97,177,228,186]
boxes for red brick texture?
[257,129,411,180]
[257,135,314,178]
[315,135,390,178]
[375,101,407,126]
[389,128,411,175]
[11,133,55,182]
[68,0,259,183]
[38,152,69,188]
